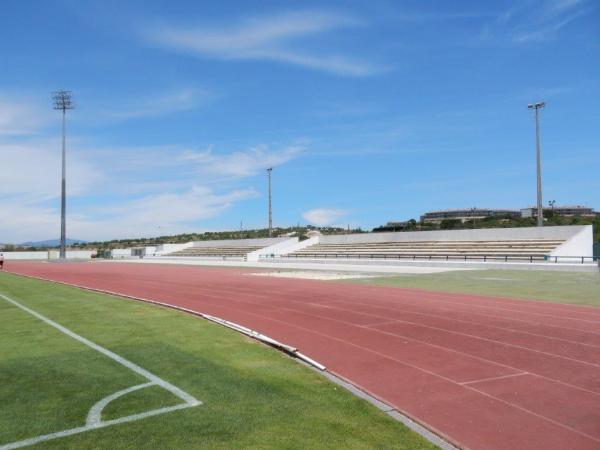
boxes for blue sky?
[1,0,598,242]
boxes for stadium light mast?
[528,101,545,227]
[549,199,556,217]
[267,167,273,237]
[52,90,74,258]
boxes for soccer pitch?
[0,273,435,449]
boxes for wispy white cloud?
[1,87,210,134]
[104,88,213,120]
[81,185,257,240]
[543,0,586,19]
[512,10,587,43]
[0,186,258,242]
[0,202,60,244]
[313,102,383,118]
[0,138,102,202]
[393,11,495,22]
[0,87,302,242]
[0,95,53,136]
[0,137,304,242]
[143,11,383,76]
[486,0,592,44]
[302,208,348,226]
[180,144,305,178]
[105,185,256,225]
[515,85,573,101]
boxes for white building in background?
[521,205,597,218]
[420,208,520,224]
[417,205,598,224]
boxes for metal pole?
[549,200,555,218]
[53,90,73,259]
[528,101,545,227]
[267,168,273,237]
[60,109,67,258]
[535,107,543,227]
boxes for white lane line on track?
[0,292,202,450]
[459,372,530,386]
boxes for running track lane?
[4,261,600,450]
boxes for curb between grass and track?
[2,271,458,450]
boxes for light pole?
[52,90,74,259]
[549,200,556,218]
[528,101,545,227]
[267,168,273,237]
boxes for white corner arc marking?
[0,293,202,449]
[86,382,155,426]
[0,403,197,450]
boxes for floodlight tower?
[267,167,273,237]
[52,90,74,258]
[528,101,545,227]
[549,199,556,217]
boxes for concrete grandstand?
[269,225,593,265]
[112,237,293,262]
[108,225,596,271]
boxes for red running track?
[4,261,600,450]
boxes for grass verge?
[0,272,436,449]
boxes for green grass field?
[348,269,600,307]
[0,272,435,450]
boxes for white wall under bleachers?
[1,250,96,260]
[550,226,593,258]
[247,238,299,261]
[111,248,134,258]
[1,251,49,260]
[64,250,96,259]
[259,237,320,258]
[153,242,194,255]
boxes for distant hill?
[20,238,87,248]
[61,226,365,250]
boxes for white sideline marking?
[0,293,200,406]
[0,293,202,449]
[0,403,196,450]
